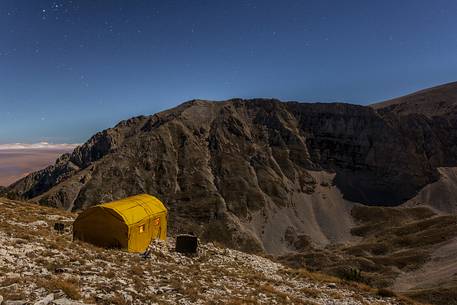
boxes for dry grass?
[300,287,322,298]
[0,276,23,287]
[284,268,342,284]
[37,276,81,300]
[129,263,144,276]
[223,297,260,305]
[0,291,28,301]
[377,288,396,297]
[0,276,27,301]
[100,293,131,305]
[324,289,343,299]
[103,269,116,278]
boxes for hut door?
[130,220,149,252]
[136,218,160,248]
[150,217,161,241]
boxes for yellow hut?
[73,194,167,252]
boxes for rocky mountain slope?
[0,197,416,305]
[6,82,457,252]
[371,81,457,172]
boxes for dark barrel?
[175,234,198,254]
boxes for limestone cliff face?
[6,85,457,251]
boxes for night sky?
[1,0,457,144]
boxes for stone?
[3,301,26,305]
[29,220,48,227]
[52,299,87,305]
[34,294,54,305]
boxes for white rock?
[327,283,337,288]
[52,298,88,305]
[34,293,54,305]
[3,301,26,305]
[29,221,48,227]
[51,298,88,305]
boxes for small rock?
[29,220,49,227]
[4,301,26,305]
[34,293,54,305]
[327,283,337,288]
[0,295,3,305]
[52,298,87,305]
[54,268,72,274]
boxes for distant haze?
[0,143,77,186]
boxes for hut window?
[139,224,145,233]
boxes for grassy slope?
[278,205,457,305]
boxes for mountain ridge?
[371,81,457,117]
[7,97,443,206]
[4,82,457,254]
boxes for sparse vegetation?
[377,288,396,298]
[0,198,433,305]
[343,267,364,282]
[37,276,81,299]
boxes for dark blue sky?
[1,0,456,144]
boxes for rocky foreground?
[0,198,421,305]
